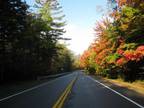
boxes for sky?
[26,0,108,55]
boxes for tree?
[80,0,144,81]
[50,44,75,74]
[0,0,28,81]
[0,0,72,82]
[34,0,66,75]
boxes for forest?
[80,0,144,82]
[0,0,76,82]
[1,0,144,83]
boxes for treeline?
[80,0,144,82]
[0,0,75,82]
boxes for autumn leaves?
[80,0,144,81]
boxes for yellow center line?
[52,76,77,108]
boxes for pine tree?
[34,0,66,74]
[0,0,28,81]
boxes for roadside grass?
[104,78,144,95]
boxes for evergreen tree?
[0,0,28,81]
[35,0,66,74]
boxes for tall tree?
[80,0,144,81]
[34,0,66,75]
[0,0,28,81]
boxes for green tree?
[50,44,74,74]
[0,0,28,81]
[0,0,69,82]
[34,0,66,75]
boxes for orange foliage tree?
[80,0,144,81]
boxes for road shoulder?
[0,73,70,100]
[92,75,144,106]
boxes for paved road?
[64,71,144,108]
[0,70,143,108]
[0,72,77,108]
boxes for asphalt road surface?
[0,72,77,108]
[64,72,144,108]
[0,70,143,108]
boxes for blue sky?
[60,0,107,27]
[26,0,107,54]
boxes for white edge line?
[88,76,144,108]
[0,73,75,102]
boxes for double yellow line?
[52,76,77,108]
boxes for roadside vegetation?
[80,0,144,82]
[0,0,77,83]
[105,78,144,95]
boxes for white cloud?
[62,24,95,55]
